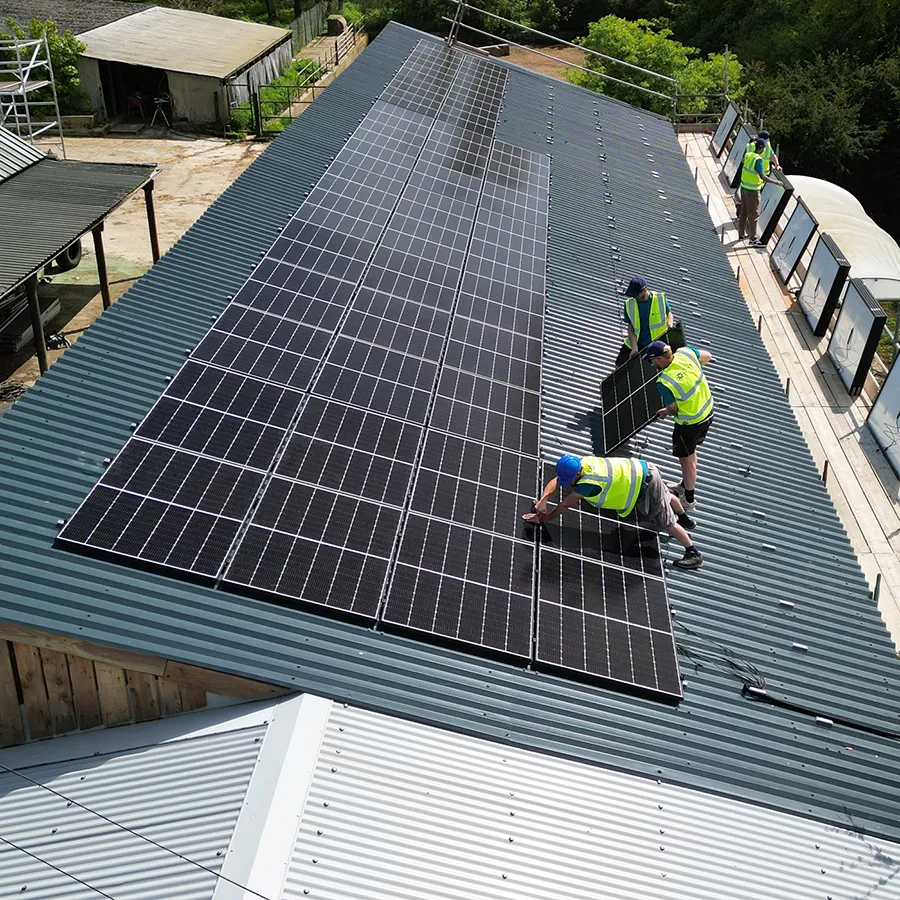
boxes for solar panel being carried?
[57,38,682,703]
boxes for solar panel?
[601,354,659,453]
[710,101,740,157]
[412,431,539,540]
[771,198,818,284]
[722,123,755,188]
[757,172,794,246]
[867,351,900,478]
[797,234,850,337]
[222,481,400,620]
[381,515,534,659]
[827,279,886,396]
[57,441,264,577]
[536,550,681,702]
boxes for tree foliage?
[566,17,742,116]
[0,17,89,114]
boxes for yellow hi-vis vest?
[623,291,668,349]
[575,456,645,518]
[746,140,774,174]
[656,348,714,425]
[741,148,764,191]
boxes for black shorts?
[672,416,713,458]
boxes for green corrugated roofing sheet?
[0,23,898,842]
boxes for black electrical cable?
[0,761,273,900]
[0,834,119,900]
[675,620,900,741]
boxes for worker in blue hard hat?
[614,276,675,368]
[523,453,704,570]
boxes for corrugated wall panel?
[285,704,900,900]
[0,24,897,845]
[0,725,265,899]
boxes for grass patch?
[229,57,327,134]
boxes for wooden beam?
[91,223,112,311]
[126,670,160,722]
[162,661,290,700]
[94,663,131,727]
[25,275,48,376]
[179,683,208,712]
[0,642,24,747]
[39,648,77,735]
[13,642,52,740]
[68,655,102,730]
[158,678,184,717]
[0,622,167,677]
[144,180,161,263]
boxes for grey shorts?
[637,462,676,531]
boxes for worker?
[643,339,714,512]
[738,137,780,246]
[746,129,780,175]
[614,276,674,367]
[523,454,704,570]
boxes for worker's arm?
[542,491,582,523]
[667,310,675,328]
[522,477,558,521]
[626,324,639,357]
[697,349,713,366]
[657,401,678,419]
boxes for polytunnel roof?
[790,174,900,299]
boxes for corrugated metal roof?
[286,701,900,900]
[0,0,153,37]
[0,23,898,845]
[0,124,45,183]
[79,7,290,79]
[0,158,156,296]
[0,706,267,899]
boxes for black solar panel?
[381,515,534,658]
[536,550,681,702]
[58,38,683,703]
[601,354,659,453]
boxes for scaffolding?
[0,36,65,158]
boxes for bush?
[341,1,365,25]
[1,17,90,115]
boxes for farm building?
[75,7,293,125]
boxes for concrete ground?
[1,132,265,386]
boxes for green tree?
[566,16,742,116]
[1,17,88,114]
[751,51,885,176]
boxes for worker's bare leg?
[679,452,698,491]
[666,521,693,550]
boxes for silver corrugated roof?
[0,703,268,899]
[286,701,900,900]
[0,125,45,183]
[0,23,897,845]
[0,158,155,295]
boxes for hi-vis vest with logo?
[575,456,645,518]
[623,291,668,349]
[656,348,714,425]
[746,139,774,174]
[741,148,764,191]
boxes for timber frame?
[0,621,289,747]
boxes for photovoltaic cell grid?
[59,39,681,701]
[601,353,660,453]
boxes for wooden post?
[144,180,161,263]
[92,222,112,311]
[25,274,48,375]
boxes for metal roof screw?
[20,887,26,892]
[103,458,111,465]
[66,802,72,807]
[254,736,261,742]
[659,829,665,834]
[323,801,329,807]
[303,890,310,895]
[508,837,514,842]
[335,749,341,754]
[821,869,826,874]
[216,850,223,857]
[51,829,57,834]
[510,811,515,816]
[339,727,344,732]
[331,767,338,773]
[502,874,508,880]
[317,830,323,836]
[312,858,318,864]
[56,520,64,528]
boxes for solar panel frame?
[601,354,660,454]
[771,197,818,284]
[797,234,851,337]
[710,101,740,157]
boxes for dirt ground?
[506,45,586,80]
[1,131,265,386]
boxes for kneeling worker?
[614,276,674,368]
[644,339,714,511]
[523,454,704,569]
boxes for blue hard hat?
[556,454,582,488]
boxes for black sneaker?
[677,514,696,531]
[674,548,704,569]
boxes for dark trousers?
[738,187,761,239]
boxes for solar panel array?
[59,40,682,702]
[601,352,660,453]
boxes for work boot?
[668,482,696,510]
[674,547,704,569]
